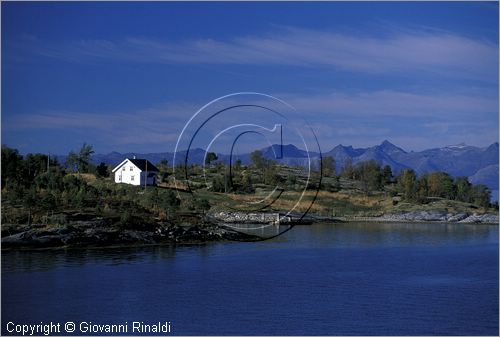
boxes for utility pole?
[144,159,147,190]
[47,153,50,173]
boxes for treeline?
[2,143,103,198]
[203,151,493,209]
[396,169,491,207]
[1,145,192,226]
[336,158,393,193]
[325,157,493,208]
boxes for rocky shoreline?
[335,210,499,224]
[1,220,257,250]
[380,210,499,224]
[2,210,498,249]
[210,210,499,225]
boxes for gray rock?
[446,213,469,222]
[460,213,499,224]
[380,210,497,224]
[480,214,499,223]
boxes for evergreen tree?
[382,165,393,184]
[205,152,218,166]
[96,163,110,177]
[1,145,24,187]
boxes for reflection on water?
[304,222,498,248]
[2,222,498,336]
[2,222,497,274]
[221,222,290,238]
[2,244,179,274]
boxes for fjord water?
[2,223,498,336]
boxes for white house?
[112,157,159,186]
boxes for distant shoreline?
[327,214,499,225]
[210,210,499,225]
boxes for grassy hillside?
[169,164,496,218]
[1,142,497,227]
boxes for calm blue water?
[2,223,499,336]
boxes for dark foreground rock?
[1,220,257,249]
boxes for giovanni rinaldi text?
[6,321,172,335]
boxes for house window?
[130,166,133,171]
[122,167,125,171]
[131,175,134,181]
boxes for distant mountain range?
[57,141,499,191]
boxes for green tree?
[1,146,24,187]
[398,169,417,201]
[234,159,242,171]
[62,174,85,193]
[96,162,110,177]
[355,160,383,194]
[25,153,51,183]
[382,165,393,184]
[211,175,225,192]
[65,151,79,172]
[78,143,95,173]
[205,152,218,166]
[263,164,279,186]
[322,156,336,177]
[471,184,491,208]
[65,143,94,173]
[454,176,472,203]
[240,172,254,193]
[250,150,266,169]
[417,174,429,201]
[427,172,455,199]
[341,157,354,179]
[157,159,168,168]
[35,170,65,191]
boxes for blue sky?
[2,2,498,155]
